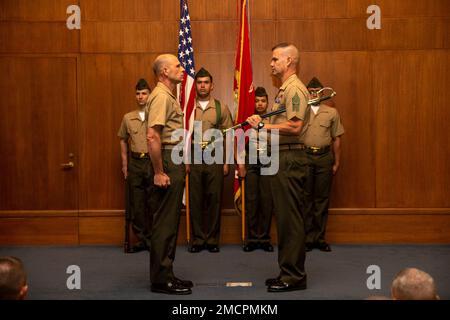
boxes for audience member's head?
[391,267,439,300]
[0,256,28,300]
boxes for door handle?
[61,161,75,169]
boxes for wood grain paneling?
[2,209,449,245]
[191,21,238,53]
[250,21,277,52]
[80,0,161,21]
[0,57,78,210]
[0,22,79,53]
[349,0,450,18]
[277,18,448,52]
[299,51,375,208]
[278,0,353,19]
[0,210,78,217]
[374,51,450,207]
[278,0,450,19]
[161,0,273,22]
[79,216,124,244]
[160,0,179,22]
[0,0,77,21]
[249,0,276,20]
[80,21,178,53]
[0,217,78,244]
[327,213,450,243]
[189,0,237,21]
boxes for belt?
[305,145,331,155]
[278,143,305,151]
[130,152,149,159]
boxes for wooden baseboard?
[1,208,449,245]
[0,217,78,245]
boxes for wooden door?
[0,56,79,244]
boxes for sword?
[223,87,337,134]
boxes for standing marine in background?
[242,86,274,252]
[303,77,344,252]
[118,79,152,253]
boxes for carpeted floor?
[0,245,448,300]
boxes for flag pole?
[185,173,191,245]
[241,178,246,244]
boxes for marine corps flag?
[233,0,255,216]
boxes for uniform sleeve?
[331,109,345,138]
[284,86,308,121]
[117,116,129,139]
[147,94,167,128]
[220,104,234,129]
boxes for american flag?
[177,0,196,151]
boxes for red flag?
[233,0,255,214]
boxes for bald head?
[153,54,177,78]
[152,54,184,89]
[391,268,439,300]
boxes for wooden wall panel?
[374,51,450,208]
[189,0,237,21]
[79,216,124,244]
[349,0,450,18]
[159,0,256,21]
[2,210,449,245]
[250,21,277,52]
[327,214,450,243]
[276,18,448,52]
[78,9,449,54]
[80,22,178,53]
[278,0,450,18]
[299,51,375,208]
[80,0,161,21]
[0,0,77,21]
[0,217,78,245]
[278,19,370,51]
[249,0,276,20]
[160,0,179,22]
[0,22,79,53]
[278,0,353,19]
[191,21,237,53]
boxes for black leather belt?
[278,143,305,151]
[305,145,331,155]
[131,152,149,159]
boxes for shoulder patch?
[292,92,300,112]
